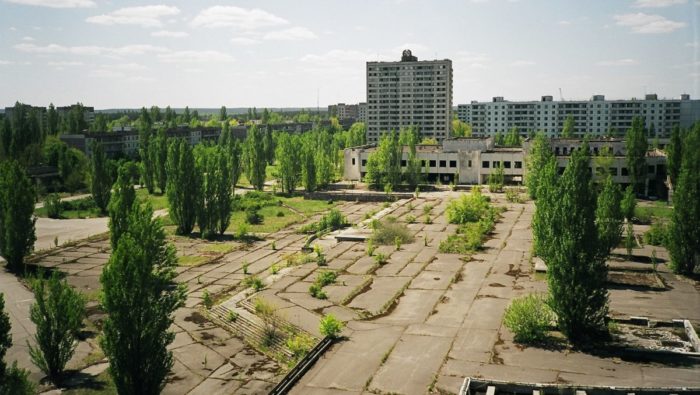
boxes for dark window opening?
[439,160,447,168]
[482,161,489,168]
[514,161,522,168]
[449,160,457,168]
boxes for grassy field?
[280,196,335,215]
[229,205,303,234]
[635,201,673,221]
[35,189,169,219]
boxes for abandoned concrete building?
[343,137,669,197]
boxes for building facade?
[366,50,453,143]
[358,102,367,123]
[457,94,700,138]
[344,137,667,196]
[328,103,359,120]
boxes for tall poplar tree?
[90,141,111,214]
[155,128,168,194]
[625,117,648,195]
[525,132,554,199]
[544,143,608,341]
[0,160,36,273]
[108,164,136,248]
[166,139,200,235]
[100,203,186,395]
[245,125,267,191]
[668,124,700,275]
[276,133,302,194]
[596,175,624,255]
[666,124,683,187]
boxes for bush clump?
[643,222,669,247]
[300,208,347,234]
[370,217,414,245]
[309,270,337,299]
[245,205,263,225]
[446,188,491,224]
[503,294,553,344]
[286,333,315,362]
[319,314,344,339]
[439,189,501,254]
[45,193,62,219]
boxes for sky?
[0,0,697,109]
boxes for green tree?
[28,271,86,384]
[0,161,36,273]
[219,106,227,122]
[196,146,232,239]
[625,117,648,195]
[92,113,108,133]
[0,294,35,395]
[108,164,136,248]
[276,133,302,194]
[525,132,554,199]
[150,106,161,123]
[263,126,275,165]
[100,203,186,395]
[532,156,559,257]
[451,118,472,137]
[488,162,505,192]
[561,114,575,138]
[166,139,200,235]
[621,185,636,221]
[543,143,608,341]
[301,137,317,192]
[90,141,112,214]
[154,128,168,194]
[504,127,522,147]
[401,128,422,188]
[666,124,683,187]
[47,103,59,135]
[668,124,700,275]
[593,146,614,180]
[183,106,191,123]
[139,124,155,194]
[245,125,267,191]
[596,175,624,255]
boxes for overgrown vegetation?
[644,222,669,247]
[319,314,344,339]
[300,208,347,234]
[309,270,337,299]
[370,217,414,245]
[504,294,553,344]
[439,188,501,254]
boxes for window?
[429,160,436,167]
[352,158,356,165]
[648,165,655,175]
[361,160,366,166]
[610,168,618,176]
[482,161,489,168]
[468,160,472,167]
[514,161,522,169]
[492,161,499,168]
[449,160,457,168]
[504,161,511,168]
[401,160,407,167]
[439,160,446,168]
[621,167,628,176]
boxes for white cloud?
[9,27,17,31]
[230,37,260,45]
[22,36,35,41]
[3,0,95,8]
[48,60,84,66]
[0,60,14,65]
[263,26,317,41]
[614,13,685,33]
[685,42,699,47]
[596,58,638,66]
[558,20,572,26]
[86,5,180,28]
[191,6,288,29]
[300,49,382,65]
[453,50,491,69]
[510,60,536,67]
[634,0,686,7]
[14,42,167,56]
[151,30,189,38]
[157,50,235,63]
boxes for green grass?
[35,205,102,219]
[279,196,336,215]
[635,202,672,220]
[136,189,169,211]
[63,370,116,395]
[199,243,238,254]
[229,205,303,234]
[177,255,208,267]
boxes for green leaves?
[90,141,111,214]
[0,160,36,272]
[625,116,648,194]
[28,271,86,384]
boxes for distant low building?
[57,104,95,124]
[328,103,359,120]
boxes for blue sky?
[0,0,697,109]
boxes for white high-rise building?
[366,50,453,143]
[457,94,700,138]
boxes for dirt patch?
[608,271,664,289]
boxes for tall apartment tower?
[366,50,453,143]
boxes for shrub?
[301,209,347,234]
[316,270,337,287]
[319,314,344,339]
[315,245,327,266]
[28,271,86,384]
[424,214,432,224]
[276,210,285,217]
[270,264,280,275]
[202,290,213,309]
[244,275,265,291]
[286,333,315,361]
[245,205,263,225]
[371,217,414,245]
[236,223,249,240]
[394,236,402,251]
[45,193,62,219]
[227,311,238,322]
[405,214,416,224]
[309,284,327,299]
[422,204,433,215]
[374,252,388,265]
[446,189,490,224]
[644,222,668,247]
[503,294,553,344]
[505,188,522,203]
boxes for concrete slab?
[370,334,452,395]
[376,289,443,325]
[347,276,410,314]
[409,271,453,290]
